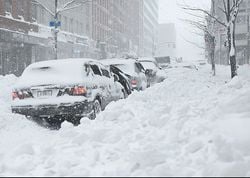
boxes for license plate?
[37,90,52,97]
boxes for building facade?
[33,0,95,60]
[0,0,159,76]
[90,0,159,58]
[90,0,142,59]
[0,0,38,76]
[213,0,250,65]
[0,0,95,76]
[140,0,159,57]
[155,23,176,59]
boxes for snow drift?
[0,65,250,176]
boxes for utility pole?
[54,0,58,60]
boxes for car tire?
[70,116,81,126]
[44,117,64,130]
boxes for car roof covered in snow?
[138,57,156,63]
[27,58,99,68]
[15,58,103,89]
[101,58,138,66]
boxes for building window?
[5,0,12,14]
[70,18,74,33]
[31,1,37,22]
[237,15,246,24]
[17,0,24,18]
[0,51,2,74]
[64,16,68,31]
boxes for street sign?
[49,21,61,27]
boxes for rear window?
[90,64,102,76]
[155,57,171,64]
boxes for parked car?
[11,58,124,127]
[102,59,147,91]
[173,61,199,70]
[154,56,171,69]
[139,58,167,86]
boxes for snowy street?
[0,64,250,176]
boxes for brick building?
[0,0,38,76]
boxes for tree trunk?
[211,36,216,76]
[230,21,237,78]
[227,26,231,66]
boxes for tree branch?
[182,6,227,27]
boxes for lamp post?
[54,0,59,59]
[34,0,91,59]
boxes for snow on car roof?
[15,58,99,89]
[138,57,156,63]
[101,58,138,65]
[101,59,138,76]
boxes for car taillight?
[12,92,19,100]
[131,80,137,85]
[72,86,87,96]
[12,90,33,100]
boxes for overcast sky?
[159,0,211,61]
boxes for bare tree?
[182,0,243,79]
[182,1,216,76]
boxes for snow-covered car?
[101,59,147,91]
[173,61,199,70]
[11,58,124,126]
[154,56,171,69]
[139,58,167,86]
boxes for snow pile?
[0,65,250,176]
[0,75,18,111]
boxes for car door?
[89,64,110,107]
[135,62,147,90]
[100,67,122,101]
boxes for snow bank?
[0,75,18,111]
[0,65,250,176]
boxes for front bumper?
[12,101,93,118]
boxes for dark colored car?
[11,58,124,127]
[102,59,148,91]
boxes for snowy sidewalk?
[0,65,250,176]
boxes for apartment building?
[0,0,38,76]
[140,0,159,57]
[155,23,176,59]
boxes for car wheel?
[44,117,63,130]
[69,116,81,126]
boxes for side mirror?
[145,69,153,76]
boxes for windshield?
[155,57,171,64]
